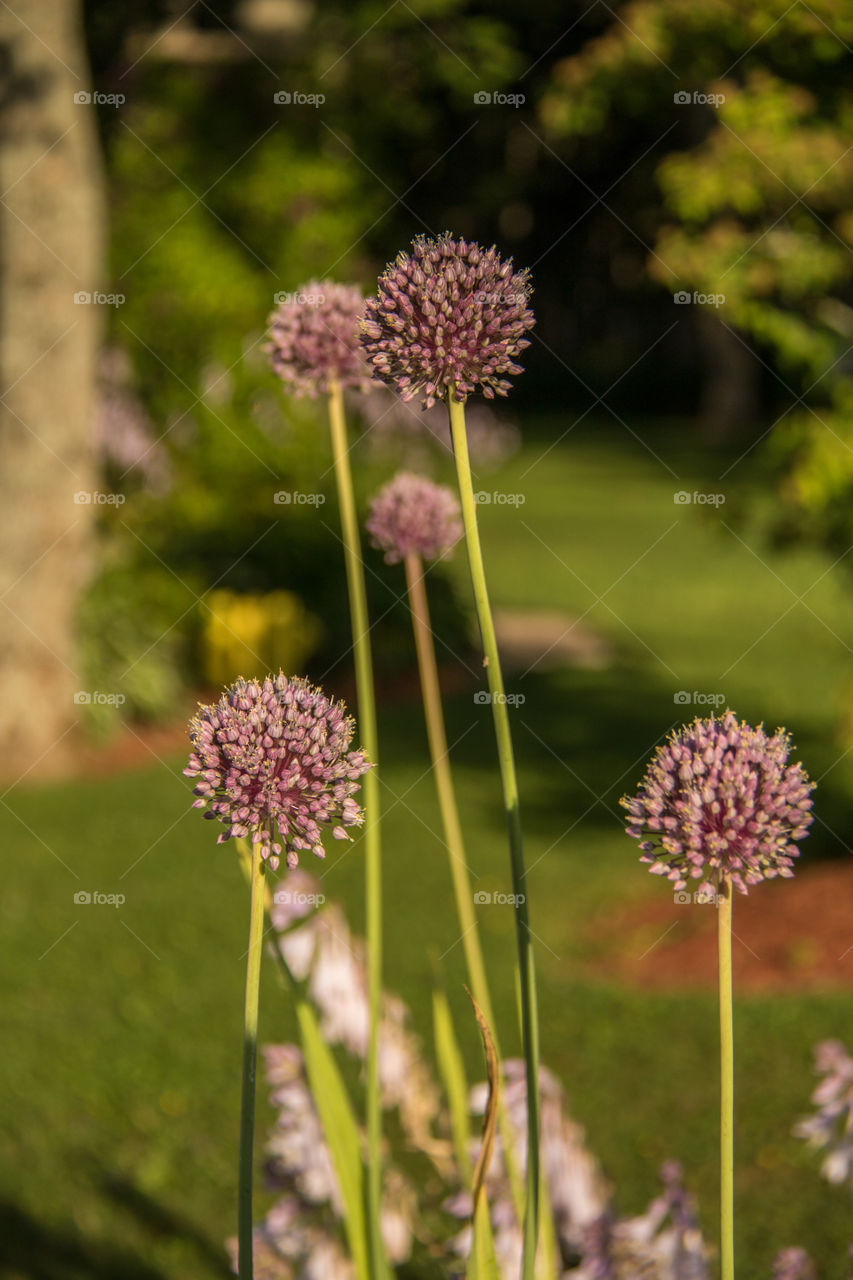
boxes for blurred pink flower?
[366,471,462,564]
[266,281,374,397]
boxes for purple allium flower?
[621,711,814,896]
[360,233,535,408]
[266,281,374,398]
[185,672,371,870]
[366,471,463,564]
[772,1247,816,1280]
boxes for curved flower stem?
[718,878,734,1280]
[447,390,541,1280]
[238,838,267,1280]
[404,551,526,1224]
[326,379,386,1280]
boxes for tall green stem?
[326,380,386,1279]
[238,839,267,1280]
[403,552,496,1030]
[447,391,541,1280]
[404,551,527,1228]
[718,879,734,1280]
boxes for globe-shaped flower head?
[621,710,814,896]
[366,471,463,564]
[360,233,535,408]
[185,672,372,870]
[266,281,374,397]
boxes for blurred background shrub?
[28,0,849,744]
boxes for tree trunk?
[0,0,104,778]
[697,311,761,443]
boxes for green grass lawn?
[3,419,853,1278]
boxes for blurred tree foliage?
[94,0,521,418]
[541,0,853,549]
[76,0,853,722]
[80,0,527,716]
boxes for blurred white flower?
[795,1039,853,1191]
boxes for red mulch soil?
[71,719,193,778]
[586,862,853,991]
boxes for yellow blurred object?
[202,589,323,685]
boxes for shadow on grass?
[98,1172,232,1273]
[0,1173,232,1280]
[0,1200,168,1280]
